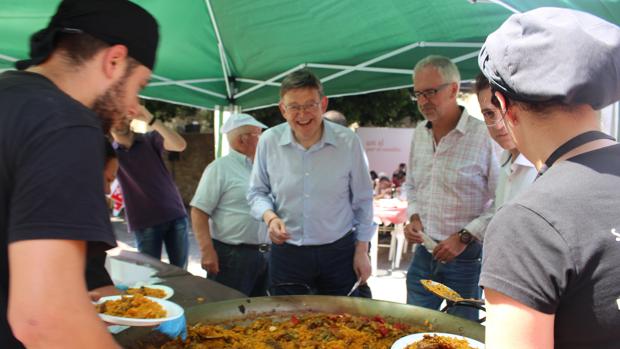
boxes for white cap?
[221,113,268,133]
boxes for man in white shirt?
[190,113,269,296]
[475,73,537,223]
[403,55,499,321]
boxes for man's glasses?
[284,101,321,113]
[483,110,506,128]
[410,83,452,101]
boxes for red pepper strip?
[291,315,300,325]
[377,325,389,337]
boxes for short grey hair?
[413,55,461,84]
[280,68,324,98]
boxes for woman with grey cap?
[478,7,620,348]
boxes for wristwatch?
[458,229,473,245]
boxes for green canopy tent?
[1,0,619,112]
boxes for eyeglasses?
[243,132,262,138]
[284,101,321,113]
[482,110,505,128]
[410,83,452,101]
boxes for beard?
[92,75,128,134]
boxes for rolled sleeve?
[247,137,275,221]
[405,129,418,218]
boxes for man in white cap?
[190,113,270,296]
[478,7,620,348]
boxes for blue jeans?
[133,216,189,269]
[406,242,482,321]
[269,232,359,296]
[208,239,269,297]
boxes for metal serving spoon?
[420,279,485,305]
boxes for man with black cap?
[0,0,159,348]
[478,7,620,348]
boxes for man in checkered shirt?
[403,55,499,321]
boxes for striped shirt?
[404,108,499,241]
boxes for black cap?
[478,7,620,110]
[16,0,159,70]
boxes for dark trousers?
[269,232,359,296]
[208,239,269,297]
[133,216,189,269]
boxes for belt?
[214,239,270,253]
[236,243,271,253]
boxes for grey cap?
[478,7,620,110]
[221,113,267,133]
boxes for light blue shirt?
[191,149,268,245]
[248,121,374,245]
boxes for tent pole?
[149,78,224,87]
[235,64,306,99]
[150,74,227,99]
[321,42,421,83]
[204,0,234,101]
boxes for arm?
[247,136,289,244]
[132,105,186,151]
[403,129,425,244]
[349,136,374,283]
[8,240,120,349]
[463,135,500,240]
[189,163,222,274]
[434,137,500,262]
[485,288,555,349]
[190,207,219,275]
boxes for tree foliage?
[250,88,424,127]
[143,88,425,128]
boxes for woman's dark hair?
[370,170,378,181]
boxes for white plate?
[391,332,484,349]
[126,284,174,300]
[96,295,184,327]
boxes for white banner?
[356,127,414,176]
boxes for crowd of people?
[1,0,619,348]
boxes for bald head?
[323,110,347,127]
[226,125,262,160]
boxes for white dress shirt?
[404,108,499,241]
[495,150,538,209]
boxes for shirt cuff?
[407,202,418,219]
[465,218,487,241]
[250,199,274,221]
[354,222,377,242]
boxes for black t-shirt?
[481,144,620,348]
[0,71,116,348]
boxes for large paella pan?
[115,295,484,348]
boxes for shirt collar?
[454,107,469,134]
[228,148,253,166]
[513,153,535,168]
[278,121,336,148]
[112,132,142,150]
[424,106,468,134]
[500,150,536,170]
